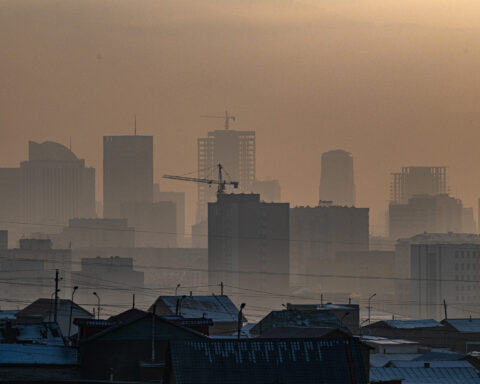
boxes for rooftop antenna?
[134,114,137,136]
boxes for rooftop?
[16,298,92,319]
[382,319,443,329]
[442,318,480,333]
[370,367,480,383]
[397,233,480,245]
[0,344,77,365]
[0,322,64,346]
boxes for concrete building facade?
[103,136,153,218]
[319,150,355,206]
[197,129,255,223]
[208,194,289,303]
[21,141,95,225]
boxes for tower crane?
[163,164,239,195]
[200,110,236,130]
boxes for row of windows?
[456,296,480,302]
[455,251,479,259]
[456,284,480,291]
[455,264,480,271]
[455,275,480,281]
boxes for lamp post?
[237,303,246,340]
[368,293,376,325]
[93,292,100,320]
[68,286,78,340]
[175,284,181,296]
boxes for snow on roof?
[0,322,64,346]
[444,319,480,333]
[0,344,77,365]
[370,354,422,368]
[391,361,473,369]
[362,335,419,345]
[0,310,18,320]
[383,319,443,329]
[151,295,240,323]
[370,367,480,383]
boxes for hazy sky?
[2,0,480,233]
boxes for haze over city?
[3,1,480,383]
[3,0,480,233]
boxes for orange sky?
[1,0,480,233]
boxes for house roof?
[81,312,206,344]
[150,295,243,323]
[442,318,480,333]
[412,351,466,361]
[16,298,92,318]
[381,319,443,329]
[0,310,18,320]
[250,310,348,336]
[361,336,419,346]
[0,344,77,365]
[391,361,474,368]
[370,367,480,383]
[370,354,422,368]
[166,338,368,384]
[0,322,64,346]
[259,326,349,339]
[108,308,148,324]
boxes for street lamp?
[368,293,376,325]
[68,286,79,339]
[93,292,100,320]
[175,284,181,296]
[237,303,246,340]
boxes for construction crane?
[163,164,239,195]
[200,110,236,130]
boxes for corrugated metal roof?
[370,367,480,383]
[0,310,18,320]
[151,296,241,323]
[0,344,77,365]
[412,351,466,361]
[259,326,348,339]
[362,336,418,345]
[250,310,348,336]
[370,354,421,368]
[444,319,480,333]
[391,361,473,368]
[167,338,368,384]
[383,319,442,329]
[17,298,91,318]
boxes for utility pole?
[443,299,448,319]
[54,269,59,322]
[220,281,224,296]
[368,293,376,325]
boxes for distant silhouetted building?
[0,168,21,224]
[389,194,463,239]
[72,256,144,311]
[208,194,289,302]
[120,201,176,247]
[103,136,153,218]
[197,127,255,223]
[290,204,369,290]
[21,141,95,225]
[390,166,447,204]
[319,150,355,206]
[154,186,186,247]
[191,220,207,248]
[463,207,477,233]
[251,179,281,202]
[53,218,135,249]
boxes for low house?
[250,309,349,337]
[441,318,480,352]
[16,298,93,338]
[361,336,419,354]
[164,338,368,384]
[286,303,360,334]
[78,311,206,381]
[0,321,78,381]
[149,295,244,336]
[362,319,448,349]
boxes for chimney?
[424,362,430,368]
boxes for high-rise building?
[390,166,447,204]
[21,141,95,225]
[290,204,369,289]
[197,127,255,223]
[319,150,355,206]
[154,185,186,247]
[103,136,153,218]
[208,194,289,302]
[0,168,21,223]
[388,194,463,240]
[251,179,281,202]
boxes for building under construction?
[196,112,255,223]
[390,166,447,204]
